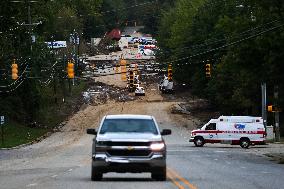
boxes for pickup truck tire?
[151,167,166,181]
[240,138,250,149]
[91,166,103,181]
[194,137,205,147]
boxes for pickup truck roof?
[105,114,153,120]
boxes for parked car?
[87,114,171,181]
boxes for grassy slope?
[0,122,48,148]
[0,80,88,148]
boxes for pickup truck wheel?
[91,166,102,181]
[152,167,166,181]
[194,137,205,147]
[240,138,250,149]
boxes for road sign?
[46,41,67,49]
[0,116,4,125]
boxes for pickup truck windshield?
[100,119,158,135]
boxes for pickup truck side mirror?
[86,128,97,135]
[161,129,172,136]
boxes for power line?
[2,19,280,91]
[81,21,284,80]
[0,78,26,93]
[159,19,281,56]
[99,0,156,14]
[1,0,157,21]
[158,22,284,65]
[0,63,29,88]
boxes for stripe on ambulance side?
[204,140,266,144]
[192,130,266,134]
[192,131,223,134]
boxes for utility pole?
[53,72,57,104]
[70,30,79,86]
[27,0,33,51]
[28,1,31,29]
[11,0,42,50]
[274,85,280,142]
[51,36,58,104]
[62,55,67,103]
[261,83,267,131]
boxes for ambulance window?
[205,123,216,130]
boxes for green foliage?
[0,0,103,133]
[157,0,284,115]
[0,121,48,148]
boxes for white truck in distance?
[190,116,266,148]
[159,76,173,94]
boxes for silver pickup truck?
[87,114,171,181]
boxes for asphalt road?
[1,115,284,189]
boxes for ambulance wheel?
[194,137,205,147]
[240,138,250,149]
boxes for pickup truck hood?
[97,133,162,142]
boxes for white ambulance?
[189,116,266,148]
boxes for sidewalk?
[249,142,284,164]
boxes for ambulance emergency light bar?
[218,116,262,123]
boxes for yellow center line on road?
[167,167,198,189]
[167,170,185,189]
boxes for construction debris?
[82,82,135,105]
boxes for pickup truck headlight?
[150,142,165,151]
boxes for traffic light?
[11,59,18,80]
[67,60,75,79]
[134,64,138,75]
[120,59,127,81]
[268,105,277,112]
[115,64,119,73]
[120,59,127,66]
[129,70,134,92]
[168,64,173,81]
[205,64,211,78]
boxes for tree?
[157,0,284,116]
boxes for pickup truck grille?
[105,141,151,146]
[107,149,151,157]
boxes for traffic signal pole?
[261,83,267,132]
[68,79,72,95]
[274,85,280,142]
